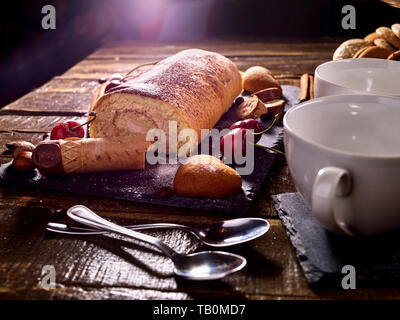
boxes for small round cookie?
[387,50,400,61]
[392,24,400,39]
[242,66,280,93]
[364,32,381,43]
[373,38,395,53]
[333,39,370,60]
[173,155,242,198]
[376,26,400,50]
[358,46,392,59]
[353,46,374,58]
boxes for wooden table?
[1,39,399,300]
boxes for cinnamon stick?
[309,74,314,100]
[299,73,310,103]
[299,73,314,103]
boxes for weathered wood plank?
[35,79,101,94]
[2,55,313,112]
[61,56,327,80]
[39,75,298,89]
[0,205,320,300]
[0,201,283,299]
[88,40,341,60]
[56,70,307,82]
[0,115,87,132]
[1,208,398,300]
[3,91,92,113]
[1,78,302,114]
[55,40,338,82]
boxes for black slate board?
[273,192,400,288]
[0,86,299,214]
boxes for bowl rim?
[283,94,400,159]
[314,58,400,98]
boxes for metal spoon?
[66,205,247,280]
[47,210,270,247]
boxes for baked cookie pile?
[333,23,400,61]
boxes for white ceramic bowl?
[284,94,400,236]
[314,58,400,98]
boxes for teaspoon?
[66,205,247,280]
[47,209,269,247]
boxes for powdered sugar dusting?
[109,49,240,121]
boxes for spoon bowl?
[173,251,246,280]
[197,218,269,246]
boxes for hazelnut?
[12,151,35,171]
[7,141,35,159]
[236,95,267,119]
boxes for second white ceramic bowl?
[314,58,400,99]
[284,94,400,236]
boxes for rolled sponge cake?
[89,49,242,154]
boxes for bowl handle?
[312,166,354,236]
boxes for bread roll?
[173,155,242,198]
[242,66,280,93]
[90,49,242,154]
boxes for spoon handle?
[66,205,177,258]
[46,222,193,236]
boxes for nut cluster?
[333,23,400,61]
[236,87,285,119]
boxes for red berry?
[230,119,262,143]
[220,128,254,158]
[50,121,85,140]
[104,80,121,93]
[229,119,262,133]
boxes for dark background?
[0,0,398,108]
